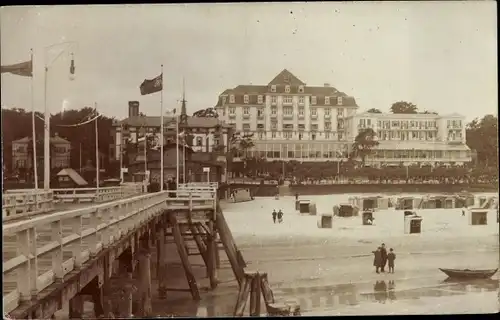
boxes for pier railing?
[51,184,143,203]
[2,190,55,222]
[2,187,217,314]
[177,182,218,198]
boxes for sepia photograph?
[1,2,498,318]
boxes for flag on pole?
[140,73,163,95]
[166,108,176,116]
[1,60,33,77]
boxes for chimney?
[324,83,330,87]
[128,101,139,118]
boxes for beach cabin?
[362,197,379,211]
[377,197,390,210]
[362,210,375,225]
[469,209,488,225]
[230,188,253,203]
[299,200,311,214]
[309,202,317,216]
[295,200,300,211]
[317,213,333,228]
[404,214,423,234]
[56,168,88,188]
[334,204,359,217]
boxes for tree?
[192,107,218,118]
[351,128,379,166]
[366,108,382,113]
[390,101,418,114]
[466,114,498,168]
[421,110,438,115]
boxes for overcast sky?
[1,2,497,121]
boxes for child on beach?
[277,209,284,223]
[272,210,277,224]
[387,248,396,273]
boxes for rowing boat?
[439,268,498,280]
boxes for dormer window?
[222,96,226,105]
[271,85,276,93]
[311,96,317,105]
[244,95,249,104]
[229,95,235,103]
[257,95,263,104]
[298,85,304,93]
[337,96,343,105]
[285,85,290,93]
[325,97,330,105]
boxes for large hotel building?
[215,69,472,166]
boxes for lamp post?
[43,41,77,190]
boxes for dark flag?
[1,60,33,77]
[140,73,163,95]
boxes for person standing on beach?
[295,193,299,201]
[387,248,396,273]
[372,247,382,273]
[380,243,388,272]
[277,209,284,223]
[272,210,277,224]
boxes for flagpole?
[43,64,50,190]
[119,125,123,183]
[160,65,164,191]
[30,49,39,195]
[95,103,100,190]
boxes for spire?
[180,77,187,117]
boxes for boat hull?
[439,268,498,280]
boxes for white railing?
[2,188,217,314]
[177,182,218,198]
[228,179,278,185]
[51,185,143,203]
[2,190,55,222]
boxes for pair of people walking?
[372,243,396,273]
[272,209,284,224]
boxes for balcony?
[324,113,331,119]
[310,114,318,121]
[282,99,293,106]
[298,113,305,119]
[325,126,332,131]
[298,99,305,106]
[310,126,318,132]
[257,113,265,120]
[229,113,236,118]
[242,113,250,119]
[298,125,306,131]
[271,99,277,106]
[283,125,294,131]
[283,114,294,120]
[270,113,277,118]
[257,125,265,131]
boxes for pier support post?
[207,220,217,289]
[138,233,153,317]
[249,272,261,316]
[119,249,134,318]
[157,226,168,299]
[68,294,84,319]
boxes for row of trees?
[366,101,438,114]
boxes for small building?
[298,200,311,214]
[126,143,225,186]
[396,196,423,210]
[362,211,375,225]
[469,209,488,225]
[230,188,253,203]
[377,197,390,210]
[56,168,88,188]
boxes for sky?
[0,2,497,122]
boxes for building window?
[325,122,331,130]
[298,96,305,105]
[257,95,263,104]
[196,137,203,146]
[257,108,264,117]
[258,132,264,139]
[272,132,276,138]
[271,122,277,130]
[325,108,330,115]
[285,85,290,93]
[283,107,293,115]
[325,97,330,105]
[271,85,276,92]
[311,134,316,140]
[229,95,235,103]
[338,132,343,140]
[243,124,251,131]
[311,96,317,105]
[298,85,304,93]
[325,132,330,139]
[229,107,235,114]
[338,108,344,117]
[244,95,249,104]
[271,96,277,104]
[337,96,343,105]
[284,132,292,139]
[311,108,317,116]
[271,107,277,115]
[283,96,293,104]
[311,124,318,131]
[222,96,226,105]
[299,107,304,116]
[243,107,250,115]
